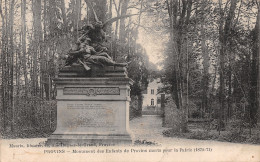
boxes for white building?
[142,78,162,109]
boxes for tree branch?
[233,0,242,28]
[0,1,4,21]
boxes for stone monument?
[46,15,133,146]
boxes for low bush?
[187,130,214,140]
[1,96,56,139]
[130,95,142,120]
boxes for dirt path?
[130,115,167,144]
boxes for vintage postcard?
[0,0,260,161]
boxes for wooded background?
[0,0,259,141]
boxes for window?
[157,98,161,104]
[151,99,154,106]
[151,89,154,94]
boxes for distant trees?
[143,0,260,133]
[1,0,15,132]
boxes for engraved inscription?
[67,103,103,109]
[65,103,117,128]
[63,87,120,96]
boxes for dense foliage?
[139,0,260,135]
[0,0,151,137]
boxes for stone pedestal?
[46,65,133,146]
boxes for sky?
[137,27,165,67]
[128,4,168,70]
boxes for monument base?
[46,66,133,146]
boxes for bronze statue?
[64,24,127,71]
[63,2,136,71]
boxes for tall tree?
[86,0,107,23]
[21,0,28,96]
[250,1,260,125]
[218,0,237,129]
[256,1,260,122]
[60,0,68,32]
[165,0,193,132]
[32,0,43,96]
[198,0,210,117]
[119,0,129,43]
[1,0,15,132]
[0,0,7,132]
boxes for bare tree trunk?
[31,0,43,126]
[16,34,20,96]
[44,0,58,100]
[166,0,192,133]
[8,0,15,132]
[112,0,121,60]
[257,5,260,124]
[119,0,129,43]
[218,0,237,131]
[75,0,81,38]
[113,0,121,39]
[227,64,232,120]
[86,0,107,23]
[186,49,189,118]
[21,0,28,96]
[70,0,79,39]
[32,0,43,96]
[60,0,67,32]
[250,4,260,125]
[201,24,210,117]
[0,0,7,132]
[107,0,113,35]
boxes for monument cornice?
[54,77,134,85]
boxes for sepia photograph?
[0,0,260,161]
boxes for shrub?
[187,130,214,140]
[163,98,189,132]
[130,95,142,120]
[1,96,56,139]
[246,133,260,144]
